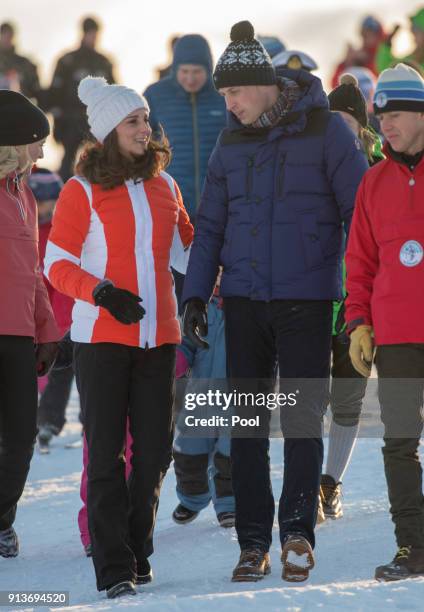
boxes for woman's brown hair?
[75,130,171,190]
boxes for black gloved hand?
[93,281,146,325]
[53,330,74,371]
[183,298,209,349]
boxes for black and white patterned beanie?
[213,21,276,89]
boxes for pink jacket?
[0,172,59,343]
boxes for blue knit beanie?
[28,168,63,202]
[172,34,213,73]
[374,63,424,114]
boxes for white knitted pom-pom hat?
[78,76,149,142]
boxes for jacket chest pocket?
[378,219,424,269]
[0,224,37,242]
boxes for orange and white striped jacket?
[44,171,193,348]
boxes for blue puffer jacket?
[182,69,369,304]
[143,35,226,221]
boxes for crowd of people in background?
[0,5,424,601]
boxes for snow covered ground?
[1,385,423,611]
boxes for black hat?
[213,21,276,89]
[0,90,50,146]
[328,74,368,128]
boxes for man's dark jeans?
[224,298,332,551]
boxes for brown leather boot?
[231,548,271,582]
[375,546,424,581]
[281,534,315,582]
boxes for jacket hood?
[227,68,328,132]
[172,34,213,75]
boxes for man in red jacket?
[0,91,60,557]
[345,63,424,581]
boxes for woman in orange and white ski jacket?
[44,76,193,597]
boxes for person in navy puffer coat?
[182,21,368,583]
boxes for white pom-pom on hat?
[77,76,150,143]
[78,76,108,105]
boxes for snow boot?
[231,548,271,582]
[106,580,136,599]
[172,504,199,525]
[217,511,235,528]
[281,534,315,582]
[0,527,19,558]
[375,546,424,581]
[316,494,326,525]
[136,558,153,584]
[320,474,343,519]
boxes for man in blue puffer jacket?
[144,34,226,310]
[144,34,226,222]
[182,21,368,583]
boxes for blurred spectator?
[46,16,116,181]
[27,168,76,452]
[331,15,385,87]
[257,35,286,59]
[377,8,424,73]
[0,22,40,99]
[273,49,318,71]
[156,35,180,80]
[339,66,380,132]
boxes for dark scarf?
[249,77,302,129]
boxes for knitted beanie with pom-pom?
[213,20,276,89]
[328,73,368,128]
[77,76,149,142]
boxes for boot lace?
[395,546,411,561]
[239,548,264,567]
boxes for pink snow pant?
[78,423,133,547]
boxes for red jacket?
[346,150,424,345]
[45,172,193,347]
[0,173,60,342]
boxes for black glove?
[93,281,146,325]
[35,342,59,376]
[183,298,209,349]
[52,330,74,371]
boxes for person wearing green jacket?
[377,8,424,74]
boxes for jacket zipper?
[134,180,150,349]
[278,154,286,197]
[191,93,201,212]
[6,174,26,221]
[408,172,415,210]
[246,156,254,200]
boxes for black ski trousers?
[74,341,175,591]
[0,336,38,530]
